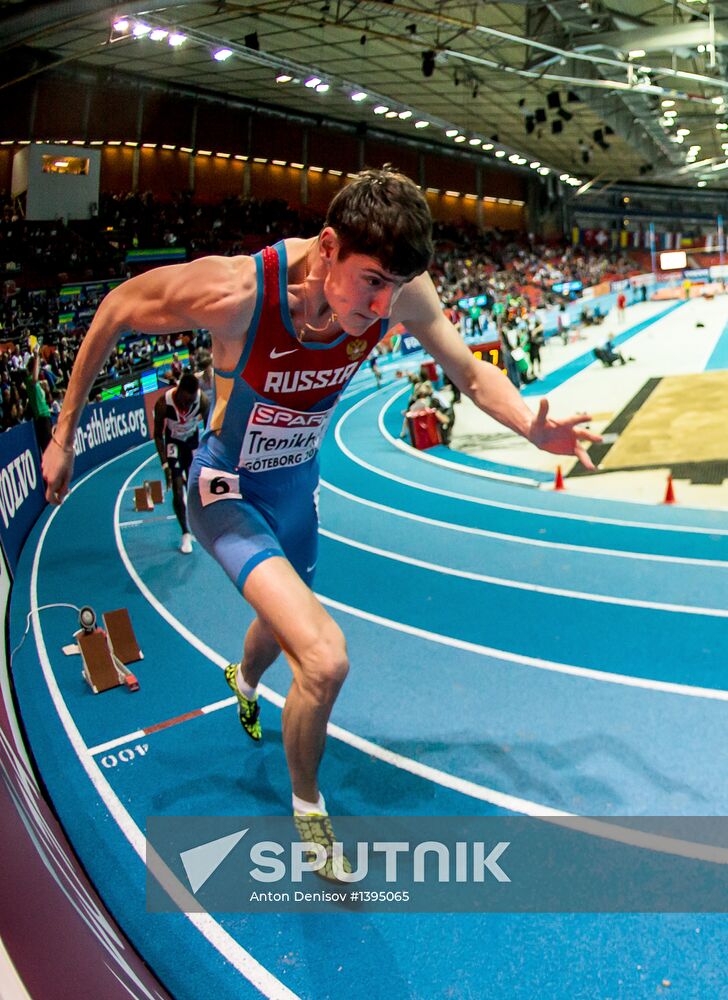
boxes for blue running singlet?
[187,241,387,591]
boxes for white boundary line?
[332,387,728,535]
[314,594,728,702]
[319,478,728,567]
[29,445,300,1000]
[113,454,728,863]
[22,441,728,956]
[377,384,541,486]
[317,527,728,618]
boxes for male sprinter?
[42,167,600,876]
[153,371,209,553]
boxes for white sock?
[292,792,327,816]
[236,664,257,701]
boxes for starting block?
[134,480,164,510]
[134,485,153,512]
[103,608,143,665]
[144,479,164,504]
[75,607,142,694]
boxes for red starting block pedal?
[123,673,140,692]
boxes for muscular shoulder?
[162,255,257,334]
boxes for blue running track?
[9,362,728,1000]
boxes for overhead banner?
[0,422,45,575]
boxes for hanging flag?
[571,225,580,246]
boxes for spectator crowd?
[0,189,639,436]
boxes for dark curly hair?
[325,166,433,279]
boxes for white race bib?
[238,402,332,474]
[198,467,243,507]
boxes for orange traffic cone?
[553,466,565,491]
[663,475,676,505]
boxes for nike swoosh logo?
[270,347,298,359]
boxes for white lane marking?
[116,457,728,862]
[316,594,728,702]
[88,730,146,756]
[31,445,300,1000]
[332,387,728,536]
[318,527,728,617]
[87,697,238,757]
[119,515,177,528]
[377,384,540,486]
[320,478,728,567]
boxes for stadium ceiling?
[4,0,728,188]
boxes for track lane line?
[30,444,301,1000]
[320,478,728,567]
[331,386,728,535]
[318,527,728,617]
[116,454,728,863]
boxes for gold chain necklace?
[298,242,338,342]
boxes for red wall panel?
[424,154,477,193]
[137,149,191,195]
[0,149,13,193]
[482,168,526,200]
[364,139,418,178]
[192,155,244,202]
[307,130,359,173]
[249,115,303,163]
[483,202,525,228]
[99,147,135,191]
[305,169,346,213]
[195,105,248,155]
[249,163,301,203]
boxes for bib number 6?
[198,467,242,507]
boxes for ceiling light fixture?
[213,48,233,61]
